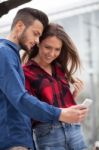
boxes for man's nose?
[35,37,39,45]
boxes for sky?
[0,0,91,27]
[0,0,85,18]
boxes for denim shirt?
[0,38,61,150]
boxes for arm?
[0,47,60,123]
[0,48,88,124]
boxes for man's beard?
[20,41,34,55]
[18,29,30,53]
[19,37,29,53]
[19,41,29,53]
[19,38,34,55]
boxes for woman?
[22,23,87,150]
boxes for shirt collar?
[0,38,21,52]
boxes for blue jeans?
[33,122,87,150]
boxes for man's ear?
[15,20,25,31]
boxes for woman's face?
[38,36,62,65]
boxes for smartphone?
[81,98,93,108]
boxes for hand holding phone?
[81,98,93,108]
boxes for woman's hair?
[22,23,81,83]
[11,7,49,30]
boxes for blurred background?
[0,0,99,149]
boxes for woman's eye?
[56,48,61,51]
[45,46,51,49]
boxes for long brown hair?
[22,23,81,83]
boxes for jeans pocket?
[69,124,87,150]
[34,125,51,138]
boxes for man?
[0,7,88,150]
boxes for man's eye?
[34,33,37,36]
[33,32,39,37]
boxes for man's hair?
[11,7,49,30]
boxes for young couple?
[0,7,88,150]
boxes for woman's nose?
[51,50,55,57]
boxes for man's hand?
[59,104,88,123]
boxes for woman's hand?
[72,78,84,99]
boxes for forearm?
[18,92,61,123]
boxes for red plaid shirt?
[23,60,76,108]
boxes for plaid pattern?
[23,60,76,108]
